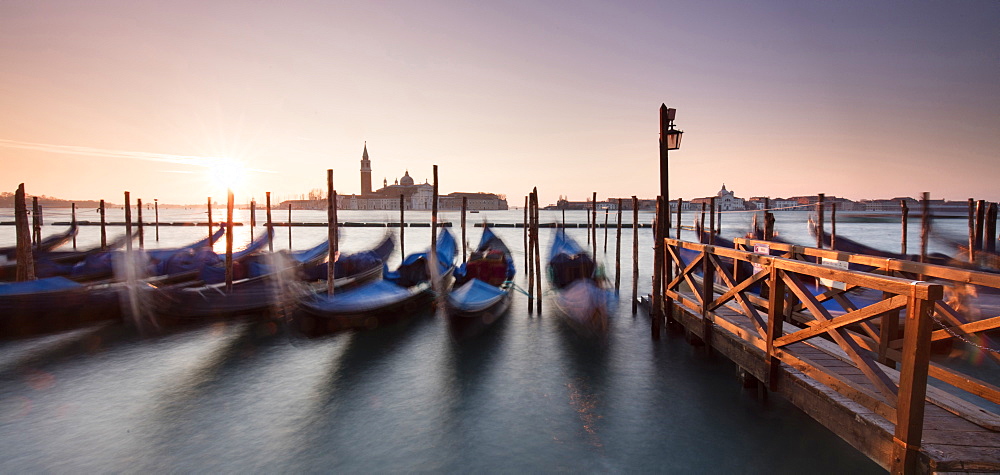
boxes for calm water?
[1,207,950,473]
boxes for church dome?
[400,170,414,186]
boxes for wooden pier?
[653,237,1000,473]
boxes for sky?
[1,0,998,206]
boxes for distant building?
[691,184,745,211]
[281,144,507,211]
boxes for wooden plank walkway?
[657,238,1000,473]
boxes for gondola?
[0,276,122,339]
[149,233,393,324]
[0,222,78,261]
[446,226,515,335]
[547,228,613,335]
[293,229,456,336]
[0,229,136,282]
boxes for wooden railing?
[661,237,1000,473]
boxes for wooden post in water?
[920,192,930,265]
[137,198,144,249]
[14,184,34,281]
[586,200,591,245]
[124,192,133,256]
[99,199,107,249]
[225,190,234,293]
[591,192,597,258]
[665,197,675,325]
[676,198,682,240]
[900,200,908,255]
[523,196,529,270]
[265,192,273,253]
[431,165,438,257]
[71,203,77,250]
[615,198,622,292]
[533,188,542,314]
[461,196,467,264]
[527,192,534,313]
[326,170,337,296]
[830,202,837,251]
[651,197,663,339]
[708,197,716,245]
[250,200,256,242]
[975,199,986,251]
[699,203,706,243]
[603,207,609,253]
[968,198,976,262]
[764,211,775,241]
[399,194,405,257]
[716,205,721,235]
[31,197,40,248]
[154,199,159,242]
[631,196,639,314]
[986,202,998,253]
[288,203,292,249]
[207,197,213,241]
[816,193,825,250]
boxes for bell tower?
[360,142,372,195]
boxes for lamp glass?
[666,129,683,150]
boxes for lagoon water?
[1,206,958,473]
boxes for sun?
[208,157,247,191]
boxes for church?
[339,144,507,211]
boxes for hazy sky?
[1,0,997,205]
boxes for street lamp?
[654,103,683,339]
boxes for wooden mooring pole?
[920,192,930,266]
[31,197,40,249]
[124,192,133,256]
[603,207,609,253]
[631,196,639,314]
[533,188,541,313]
[676,198,682,240]
[431,165,438,257]
[900,200,908,255]
[975,199,986,251]
[591,192,597,258]
[265,192,273,253]
[967,198,975,261]
[288,203,292,249]
[99,199,107,250]
[708,197,716,245]
[71,203,77,250]
[207,197,213,241]
[327,170,337,296]
[461,196,467,264]
[987,202,998,253]
[154,199,159,242]
[250,199,256,242]
[816,193,825,250]
[225,190,234,293]
[523,196,529,270]
[615,198,622,292]
[830,202,837,251]
[399,194,405,258]
[14,184,34,281]
[137,198,144,249]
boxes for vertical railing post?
[765,264,785,391]
[890,285,937,475]
[878,291,901,368]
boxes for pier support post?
[765,265,785,390]
[651,197,663,339]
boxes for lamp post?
[653,104,683,339]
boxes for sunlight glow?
[208,157,247,191]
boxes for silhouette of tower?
[360,142,372,195]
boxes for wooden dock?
[653,237,1000,474]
